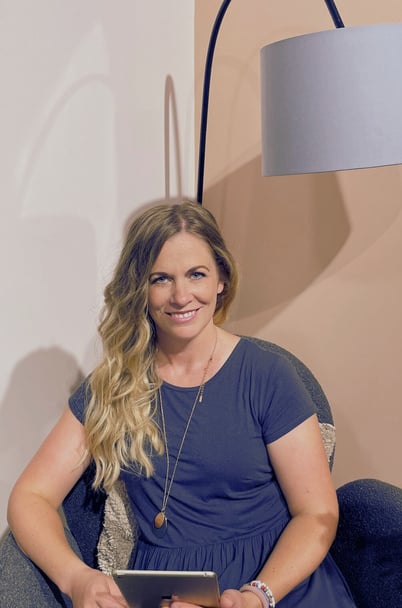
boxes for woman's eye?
[150,275,169,285]
[191,271,206,280]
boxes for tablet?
[112,570,220,608]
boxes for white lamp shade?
[261,22,402,175]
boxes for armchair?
[1,337,401,607]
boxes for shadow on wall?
[204,155,350,330]
[0,347,84,531]
[164,75,183,202]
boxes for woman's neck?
[155,326,219,386]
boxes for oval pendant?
[154,511,166,529]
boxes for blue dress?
[69,338,356,606]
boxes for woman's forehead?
[151,232,216,270]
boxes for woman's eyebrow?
[188,264,210,272]
[150,265,210,277]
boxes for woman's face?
[147,231,224,345]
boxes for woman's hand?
[220,589,263,608]
[171,588,262,608]
[69,567,129,608]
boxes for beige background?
[195,1,402,489]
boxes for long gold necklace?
[154,332,218,531]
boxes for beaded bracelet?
[240,580,276,608]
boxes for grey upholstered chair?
[1,337,401,607]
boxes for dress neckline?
[162,337,244,392]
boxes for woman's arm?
[7,406,127,607]
[255,414,338,601]
[222,414,338,608]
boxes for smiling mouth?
[167,309,199,321]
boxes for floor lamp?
[197,1,402,202]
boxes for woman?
[7,201,356,607]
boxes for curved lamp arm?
[324,0,345,29]
[196,0,232,204]
[196,0,345,204]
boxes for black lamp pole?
[196,0,345,205]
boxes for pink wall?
[195,0,402,489]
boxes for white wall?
[0,1,195,534]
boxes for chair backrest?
[62,337,335,568]
[62,464,104,568]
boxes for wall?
[0,0,194,535]
[195,1,402,489]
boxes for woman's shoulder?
[68,375,92,423]
[232,335,294,368]
[215,334,298,387]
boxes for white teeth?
[170,311,195,319]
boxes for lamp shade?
[261,22,402,176]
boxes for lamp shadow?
[164,75,183,202]
[203,156,350,331]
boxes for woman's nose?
[170,280,191,306]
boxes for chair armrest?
[331,478,402,608]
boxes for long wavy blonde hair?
[84,201,238,490]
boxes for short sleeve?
[69,377,91,424]
[260,354,317,444]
